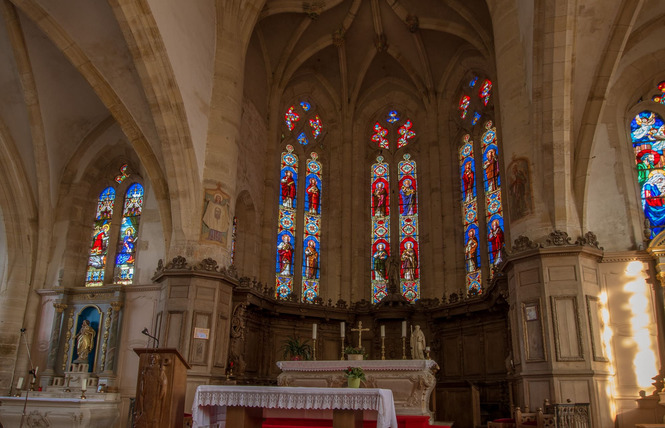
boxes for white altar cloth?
[192,385,398,428]
[277,359,439,372]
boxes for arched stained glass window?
[398,154,420,301]
[86,187,116,287]
[276,145,298,298]
[114,183,144,284]
[459,95,471,119]
[302,153,322,302]
[481,121,505,273]
[460,135,481,292]
[277,100,326,302]
[631,110,665,238]
[651,81,665,104]
[370,110,420,303]
[371,155,390,303]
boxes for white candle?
[16,377,23,390]
[381,325,385,337]
[340,322,345,337]
[81,379,87,391]
[426,346,430,352]
[402,321,407,337]
[312,323,317,340]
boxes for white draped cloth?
[192,385,398,428]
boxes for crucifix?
[351,321,370,348]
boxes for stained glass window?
[276,145,298,298]
[398,154,420,301]
[302,152,322,302]
[631,111,665,238]
[459,95,471,119]
[371,155,390,303]
[372,122,389,149]
[387,110,400,123]
[285,106,300,131]
[397,120,416,148]
[469,76,478,87]
[309,115,322,138]
[114,183,144,284]
[114,164,130,184]
[472,112,481,125]
[301,101,311,111]
[230,216,237,266]
[85,187,116,286]
[652,81,665,104]
[481,121,505,274]
[479,79,492,106]
[297,132,308,145]
[459,135,481,293]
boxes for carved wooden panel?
[165,311,184,351]
[485,326,506,374]
[189,312,211,365]
[518,267,541,286]
[463,334,482,375]
[442,336,461,376]
[551,296,584,361]
[586,296,607,361]
[522,300,546,362]
[214,313,229,368]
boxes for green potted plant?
[344,346,365,361]
[281,335,313,361]
[344,366,366,388]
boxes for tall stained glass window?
[302,153,322,302]
[631,110,665,238]
[370,110,420,303]
[482,121,505,273]
[459,135,481,292]
[371,155,391,302]
[114,183,144,284]
[276,145,298,298]
[276,99,325,301]
[86,187,116,286]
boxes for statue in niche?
[410,325,426,359]
[75,320,96,362]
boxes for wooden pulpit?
[133,348,190,428]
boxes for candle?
[340,322,345,337]
[381,325,385,337]
[402,321,407,337]
[81,379,87,391]
[426,346,430,352]
[16,377,23,390]
[312,323,317,340]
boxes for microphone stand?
[19,328,37,428]
[141,328,159,349]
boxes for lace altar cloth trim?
[192,385,398,428]
[277,359,439,372]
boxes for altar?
[276,359,438,421]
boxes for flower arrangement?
[344,366,366,381]
[281,335,313,361]
[344,346,365,355]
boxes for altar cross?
[351,321,370,348]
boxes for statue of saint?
[75,319,96,361]
[410,325,426,359]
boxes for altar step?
[262,415,451,428]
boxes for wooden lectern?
[133,348,190,428]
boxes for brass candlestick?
[402,337,407,359]
[426,347,431,360]
[340,339,345,360]
[80,389,87,400]
[64,376,71,393]
[313,338,317,361]
[381,337,386,360]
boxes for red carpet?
[262,415,450,428]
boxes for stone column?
[44,302,67,376]
[103,301,123,373]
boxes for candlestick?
[425,346,431,360]
[16,377,23,390]
[312,323,317,340]
[402,321,407,337]
[81,387,87,400]
[340,322,345,337]
[30,374,36,391]
[381,325,385,337]
[313,338,317,361]
[381,336,386,360]
[340,338,345,360]
[402,336,407,359]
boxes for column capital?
[110,301,123,312]
[53,303,68,313]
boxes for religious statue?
[75,319,96,361]
[410,325,426,359]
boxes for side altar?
[276,359,438,421]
